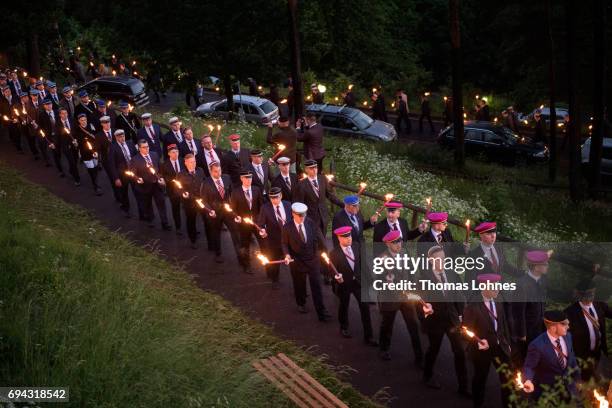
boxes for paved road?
[0,123,505,408]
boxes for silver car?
[195,95,279,125]
[581,136,612,176]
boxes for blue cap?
[35,80,43,86]
[62,86,72,93]
[96,99,106,107]
[118,100,129,108]
[77,113,87,119]
[29,89,40,96]
[19,91,28,98]
[42,98,53,105]
[46,81,56,88]
[78,90,88,97]
[343,195,360,205]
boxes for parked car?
[437,121,548,165]
[76,76,149,108]
[519,106,569,125]
[305,104,397,142]
[195,95,279,124]
[581,137,612,176]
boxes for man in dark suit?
[266,117,297,170]
[129,140,171,230]
[332,195,378,248]
[75,113,102,195]
[162,116,185,157]
[114,101,141,143]
[179,127,200,159]
[95,115,120,202]
[281,202,331,321]
[513,250,550,364]
[420,245,468,395]
[296,113,326,170]
[258,187,292,285]
[160,144,185,234]
[248,149,273,198]
[417,212,461,258]
[38,98,62,174]
[60,86,77,118]
[230,170,264,274]
[47,82,62,109]
[372,201,426,243]
[92,99,116,132]
[198,134,224,177]
[271,156,297,201]
[176,154,206,248]
[15,92,36,156]
[522,310,581,403]
[330,226,377,346]
[136,113,163,156]
[463,274,513,408]
[292,159,343,236]
[56,107,81,185]
[8,71,24,100]
[74,90,96,123]
[222,134,250,186]
[200,161,240,263]
[564,278,612,381]
[108,129,137,216]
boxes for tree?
[566,0,583,201]
[449,0,464,168]
[288,0,304,119]
[547,0,558,183]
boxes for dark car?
[76,76,149,108]
[437,121,548,165]
[306,104,397,142]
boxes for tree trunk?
[547,0,558,183]
[449,0,464,167]
[566,0,582,201]
[26,33,41,78]
[288,0,304,119]
[588,0,606,197]
[224,73,234,121]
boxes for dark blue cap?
[118,100,129,108]
[35,80,43,86]
[19,91,28,98]
[46,81,56,88]
[62,86,72,93]
[78,90,88,97]
[96,99,106,107]
[29,89,40,96]
[42,98,53,105]
[343,195,360,205]
[77,113,87,119]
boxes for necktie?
[345,246,355,270]
[215,179,225,199]
[589,307,596,317]
[245,189,251,209]
[175,131,182,142]
[189,140,195,153]
[173,161,178,173]
[275,205,285,225]
[121,143,130,162]
[64,120,70,130]
[106,131,111,142]
[284,176,291,188]
[148,127,155,142]
[350,214,359,229]
[436,234,442,244]
[555,339,566,369]
[392,223,398,231]
[208,150,214,161]
[256,166,264,183]
[312,178,318,188]
[489,300,497,331]
[145,155,152,166]
[48,111,55,125]
[489,248,499,272]
[298,224,306,243]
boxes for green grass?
[0,164,378,408]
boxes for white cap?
[277,156,290,164]
[100,115,111,122]
[168,116,179,124]
[291,202,308,214]
[114,129,125,136]
[141,112,152,119]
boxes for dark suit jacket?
[257,200,292,247]
[8,79,24,100]
[466,244,521,283]
[267,126,297,163]
[292,175,343,232]
[108,141,137,181]
[297,122,325,160]
[271,172,297,202]
[281,218,327,271]
[129,152,162,194]
[330,244,361,284]
[418,268,465,333]
[136,125,163,157]
[463,299,512,358]
[332,209,375,247]
[162,129,185,156]
[94,128,115,163]
[417,228,459,258]
[60,96,78,118]
[198,147,225,177]
[200,175,233,212]
[92,109,116,131]
[230,186,263,219]
[55,117,78,151]
[38,108,59,144]
[248,162,273,194]
[372,217,422,244]
[222,148,251,185]
[74,100,96,122]
[513,273,547,342]
[176,168,205,210]
[160,159,186,198]
[75,124,98,161]
[179,137,201,158]
[523,332,580,399]
[564,301,611,359]
[115,112,141,142]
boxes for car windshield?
[501,127,518,144]
[130,81,145,95]
[350,110,373,129]
[259,101,276,114]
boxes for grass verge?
[0,163,378,408]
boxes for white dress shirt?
[580,302,599,350]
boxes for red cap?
[167,143,178,151]
[477,273,502,283]
[526,250,549,265]
[383,230,402,243]
[427,212,448,223]
[384,201,402,209]
[228,134,240,141]
[474,221,497,234]
[333,226,352,237]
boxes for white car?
[195,95,279,125]
[581,137,612,176]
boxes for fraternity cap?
[46,81,56,88]
[427,212,448,223]
[474,221,497,234]
[29,89,40,96]
[96,99,106,107]
[476,273,502,283]
[62,86,72,93]
[0,73,6,79]
[42,98,53,105]
[78,89,88,97]
[333,226,352,237]
[304,159,317,168]
[99,115,110,122]
[291,202,308,214]
[168,116,179,124]
[118,100,129,108]
[525,250,549,265]
[208,160,220,168]
[167,143,178,152]
[141,112,152,119]
[383,230,402,243]
[250,149,263,156]
[113,129,125,136]
[19,91,28,98]
[343,195,360,205]
[35,80,43,86]
[276,156,290,164]
[384,201,402,210]
[77,113,87,119]
[228,133,240,141]
[239,170,252,177]
[0,86,8,92]
[269,187,282,197]
[543,310,568,324]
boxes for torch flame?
[359,182,367,189]
[86,141,92,150]
[125,171,135,177]
[515,372,524,389]
[217,124,221,131]
[277,144,286,151]
[443,96,448,101]
[89,61,94,67]
[107,100,112,107]
[195,199,205,209]
[172,179,183,189]
[207,125,214,132]
[348,84,354,90]
[243,217,253,225]
[384,193,395,201]
[148,166,156,175]
[13,108,19,116]
[223,203,232,212]
[465,219,470,227]
[280,99,287,104]
[2,115,9,121]
[424,92,430,96]
[321,252,330,264]
[362,101,368,106]
[594,390,609,408]
[40,130,46,137]
[539,104,545,110]
[257,253,270,265]
[462,326,475,338]
[325,174,334,181]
